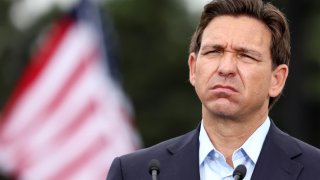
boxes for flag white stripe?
[1,21,98,139]
[0,2,139,179]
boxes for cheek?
[255,76,272,98]
[195,60,219,80]
[194,61,218,98]
[240,66,272,96]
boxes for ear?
[269,64,289,97]
[188,52,197,86]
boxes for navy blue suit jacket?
[107,122,320,180]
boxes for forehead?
[201,15,272,54]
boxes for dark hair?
[189,0,290,108]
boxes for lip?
[211,84,238,93]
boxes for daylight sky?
[9,0,209,30]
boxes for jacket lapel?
[164,125,201,180]
[161,121,304,180]
[251,122,303,180]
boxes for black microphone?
[148,159,160,180]
[233,164,247,180]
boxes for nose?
[217,52,237,78]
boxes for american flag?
[0,0,140,179]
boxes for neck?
[203,109,268,167]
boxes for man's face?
[188,15,288,120]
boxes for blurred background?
[0,0,320,179]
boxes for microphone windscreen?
[233,164,247,179]
[148,159,160,175]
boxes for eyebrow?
[201,44,226,51]
[201,44,263,58]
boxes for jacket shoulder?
[272,123,320,160]
[107,128,199,180]
[121,128,198,161]
[291,135,320,159]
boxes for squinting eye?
[238,53,248,58]
[204,49,223,55]
[238,53,254,60]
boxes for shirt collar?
[199,121,215,165]
[199,117,271,165]
[241,117,270,163]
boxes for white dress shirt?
[199,117,271,180]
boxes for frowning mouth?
[211,84,238,93]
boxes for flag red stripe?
[52,100,97,144]
[14,100,98,172]
[0,1,139,178]
[0,17,74,125]
[48,137,107,180]
[1,47,99,143]
[43,48,99,113]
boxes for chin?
[212,110,238,119]
[207,103,238,119]
[203,98,240,118]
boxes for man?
[107,0,320,179]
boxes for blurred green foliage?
[105,0,201,147]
